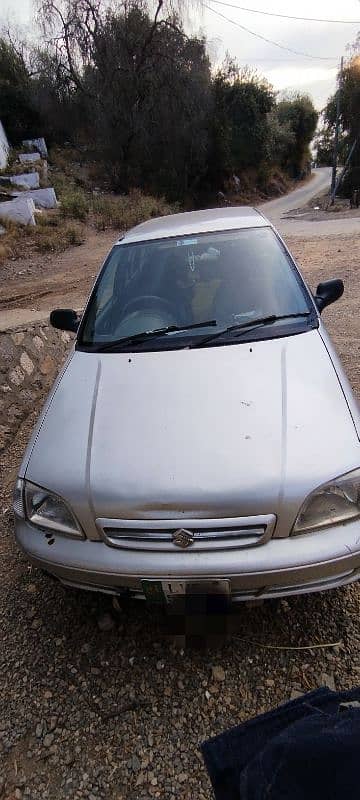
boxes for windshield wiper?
[89,319,217,352]
[189,312,311,349]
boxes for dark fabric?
[201,687,360,800]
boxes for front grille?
[97,515,275,552]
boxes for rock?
[156,661,164,671]
[11,188,58,210]
[19,152,41,164]
[11,333,25,346]
[211,665,225,682]
[43,733,54,748]
[32,335,44,351]
[39,355,56,377]
[9,172,40,190]
[97,613,115,632]
[321,672,336,691]
[22,137,48,158]
[0,197,36,225]
[25,583,37,594]
[290,689,303,700]
[9,366,25,387]
[35,721,44,738]
[20,352,34,376]
[131,755,141,772]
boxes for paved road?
[260,167,331,219]
[260,167,359,237]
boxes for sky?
[1,0,360,110]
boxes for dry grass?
[59,187,90,221]
[0,145,177,265]
[34,222,85,253]
[0,212,85,262]
[92,189,177,231]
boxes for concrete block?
[11,188,58,209]
[19,153,41,164]
[10,173,40,190]
[0,198,36,226]
[22,138,48,158]
[0,120,9,169]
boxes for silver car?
[13,207,360,603]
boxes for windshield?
[79,227,313,349]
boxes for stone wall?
[0,321,74,453]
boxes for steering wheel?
[121,295,177,319]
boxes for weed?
[60,188,90,221]
[65,224,85,246]
[92,189,176,232]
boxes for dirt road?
[0,175,359,329]
[0,228,116,330]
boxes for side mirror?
[314,279,344,313]
[50,308,79,332]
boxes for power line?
[208,0,360,25]
[204,4,340,60]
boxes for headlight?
[13,478,83,538]
[292,468,360,535]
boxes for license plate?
[141,579,230,604]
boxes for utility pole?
[330,56,344,205]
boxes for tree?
[34,0,211,198]
[206,58,275,191]
[321,56,360,195]
[0,36,41,143]
[274,92,318,178]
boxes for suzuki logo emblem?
[172,528,194,549]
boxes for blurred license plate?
[142,579,230,604]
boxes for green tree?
[321,56,360,195]
[35,0,211,199]
[206,59,275,190]
[275,92,318,179]
[0,37,41,142]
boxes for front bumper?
[15,518,360,601]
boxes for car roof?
[116,206,270,245]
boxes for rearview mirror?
[50,308,79,332]
[314,279,344,313]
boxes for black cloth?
[201,687,360,800]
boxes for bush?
[60,188,89,220]
[92,189,177,231]
[34,220,85,252]
[65,224,85,246]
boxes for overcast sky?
[1,0,359,109]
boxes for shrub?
[60,188,89,220]
[92,189,177,231]
[65,224,85,246]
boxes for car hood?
[25,330,360,538]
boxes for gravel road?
[1,231,360,799]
